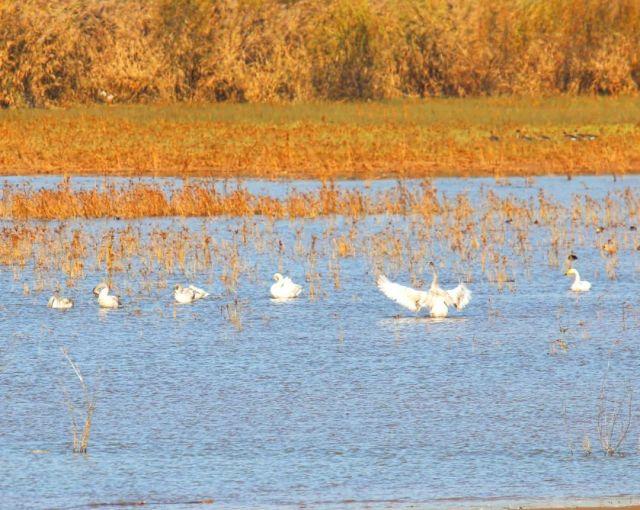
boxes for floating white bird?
[174,284,209,304]
[565,268,591,292]
[47,292,74,310]
[97,285,121,308]
[270,273,302,299]
[377,263,471,318]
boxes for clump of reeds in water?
[1,182,637,299]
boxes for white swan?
[565,268,591,292]
[377,263,471,318]
[270,273,302,299]
[47,292,74,310]
[97,285,121,308]
[174,284,209,304]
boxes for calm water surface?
[1,176,639,510]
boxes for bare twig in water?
[61,347,96,454]
[582,433,592,455]
[596,362,633,456]
[561,402,574,456]
[221,300,243,331]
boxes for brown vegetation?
[1,0,640,107]
[0,179,413,220]
[61,347,96,454]
[2,181,637,299]
[1,99,639,178]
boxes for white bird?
[47,292,74,310]
[270,273,302,299]
[174,284,209,304]
[97,285,121,308]
[377,262,471,318]
[565,268,591,292]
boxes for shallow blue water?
[1,176,639,510]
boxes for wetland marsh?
[1,175,640,509]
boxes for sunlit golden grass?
[1,98,640,179]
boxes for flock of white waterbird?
[46,259,591,317]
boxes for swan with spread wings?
[377,262,471,318]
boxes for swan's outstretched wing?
[446,283,471,310]
[188,285,209,299]
[377,275,431,312]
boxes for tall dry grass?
[1,0,639,107]
[0,179,413,220]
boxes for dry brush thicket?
[1,0,640,107]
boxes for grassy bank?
[1,97,639,178]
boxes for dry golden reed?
[1,0,640,108]
[2,181,637,299]
[0,179,410,220]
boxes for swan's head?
[93,281,108,296]
[428,261,436,270]
[565,268,578,277]
[174,284,182,291]
[273,273,283,282]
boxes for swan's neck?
[430,268,438,289]
[572,271,581,283]
[99,287,109,298]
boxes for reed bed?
[0,179,425,220]
[3,181,638,300]
[1,98,640,178]
[1,0,640,108]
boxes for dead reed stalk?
[596,363,634,456]
[61,347,96,454]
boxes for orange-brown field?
[0,98,639,179]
